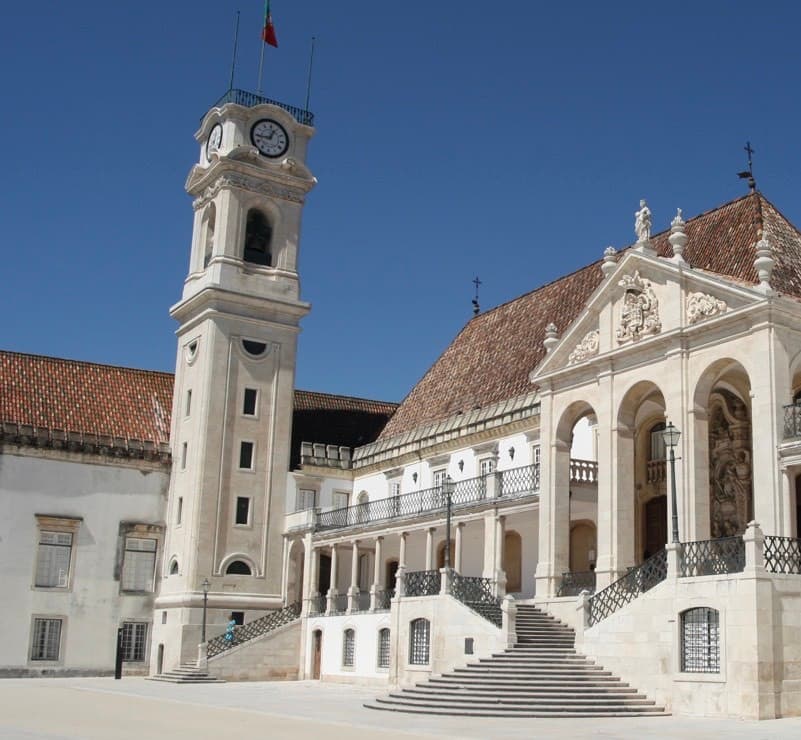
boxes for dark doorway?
[318,554,331,596]
[644,496,667,560]
[795,475,801,537]
[312,630,322,680]
[156,644,164,675]
[385,559,399,591]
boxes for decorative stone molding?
[601,246,617,278]
[616,271,661,342]
[669,208,688,261]
[193,172,307,209]
[568,330,600,365]
[686,291,727,325]
[754,236,775,294]
[543,323,560,353]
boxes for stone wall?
[204,621,301,681]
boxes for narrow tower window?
[235,497,251,525]
[203,203,216,268]
[243,388,258,416]
[239,441,254,469]
[243,209,272,266]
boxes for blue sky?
[2,1,801,403]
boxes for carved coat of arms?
[616,271,661,342]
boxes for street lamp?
[443,475,456,571]
[201,578,210,643]
[661,422,682,544]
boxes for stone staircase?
[147,660,225,684]
[365,604,668,717]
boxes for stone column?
[348,540,360,613]
[454,523,464,573]
[425,527,435,570]
[326,543,338,615]
[300,534,314,616]
[399,531,408,568]
[370,536,383,611]
[483,511,497,580]
[495,515,507,597]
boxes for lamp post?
[661,422,682,544]
[201,578,210,643]
[443,475,456,571]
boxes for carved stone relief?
[708,390,752,538]
[687,292,727,325]
[568,330,600,365]
[616,271,661,343]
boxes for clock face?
[206,123,222,160]
[250,119,289,158]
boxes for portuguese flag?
[262,1,278,47]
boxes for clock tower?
[152,90,315,669]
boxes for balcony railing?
[314,464,539,532]
[764,535,801,574]
[784,403,801,439]
[679,536,745,577]
[569,459,598,484]
[556,570,597,597]
[405,569,441,597]
[374,589,395,611]
[210,88,314,126]
[307,594,327,616]
[646,459,667,484]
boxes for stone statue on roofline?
[635,199,652,243]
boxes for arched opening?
[202,202,216,268]
[317,553,332,595]
[168,558,179,575]
[503,530,523,592]
[243,209,272,266]
[225,559,252,575]
[342,628,355,667]
[287,539,304,604]
[385,559,399,591]
[377,628,390,669]
[617,381,667,566]
[569,521,596,572]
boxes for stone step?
[404,687,645,699]
[387,692,657,708]
[366,698,668,717]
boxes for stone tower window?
[243,209,272,266]
[226,560,252,575]
[203,203,216,268]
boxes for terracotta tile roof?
[0,351,174,444]
[380,193,801,439]
[0,351,397,462]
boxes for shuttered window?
[35,532,72,588]
[121,537,157,592]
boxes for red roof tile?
[379,193,801,439]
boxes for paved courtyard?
[1,678,800,740]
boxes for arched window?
[377,628,390,669]
[225,560,252,575]
[681,607,720,673]
[409,618,430,665]
[169,559,179,575]
[342,628,355,667]
[203,203,216,268]
[243,209,272,266]
[649,422,667,462]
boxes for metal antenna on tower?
[737,141,757,193]
[472,276,482,316]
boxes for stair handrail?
[206,601,301,658]
[450,572,502,627]
[587,549,667,627]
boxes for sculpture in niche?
[568,330,600,365]
[616,271,661,342]
[687,292,727,325]
[708,390,752,538]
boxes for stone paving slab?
[1,678,800,739]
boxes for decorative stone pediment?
[686,292,727,325]
[616,271,661,343]
[568,330,600,365]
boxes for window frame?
[33,516,81,591]
[409,618,430,666]
[120,621,149,663]
[29,615,65,663]
[342,628,355,669]
[377,627,391,670]
[296,488,318,512]
[680,607,721,674]
[242,387,259,417]
[121,536,158,593]
[238,440,255,471]
[234,496,252,527]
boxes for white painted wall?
[0,449,168,676]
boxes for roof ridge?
[295,388,399,407]
[0,349,174,378]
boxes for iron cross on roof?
[472,276,482,316]
[738,141,756,192]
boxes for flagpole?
[304,36,316,112]
[257,0,268,94]
[228,10,241,91]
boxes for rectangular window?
[31,618,62,661]
[342,629,355,668]
[235,497,251,525]
[181,442,188,469]
[176,497,183,525]
[243,388,258,416]
[390,481,401,515]
[432,469,446,488]
[231,611,245,626]
[377,628,390,669]
[35,531,73,588]
[239,441,254,469]
[332,492,349,509]
[121,537,157,592]
[296,489,318,512]
[479,458,496,476]
[409,619,430,665]
[532,445,541,467]
[120,622,147,662]
[185,389,192,417]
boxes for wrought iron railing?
[557,570,597,597]
[307,593,327,616]
[405,569,441,597]
[679,536,745,577]
[764,535,801,574]
[207,601,300,658]
[374,589,395,611]
[784,403,801,439]
[569,459,598,484]
[499,464,540,498]
[351,591,371,613]
[210,88,314,126]
[588,550,667,626]
[329,593,349,614]
[450,572,502,627]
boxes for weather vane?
[737,141,756,193]
[472,276,482,316]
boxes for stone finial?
[601,246,617,278]
[668,208,688,262]
[543,323,560,353]
[754,236,774,294]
